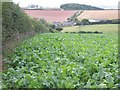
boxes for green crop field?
[62,24,118,34]
[3,33,118,88]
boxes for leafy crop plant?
[2,33,118,88]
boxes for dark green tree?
[60,3,104,10]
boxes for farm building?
[53,21,76,27]
[62,21,76,26]
[53,22,62,27]
[88,19,106,23]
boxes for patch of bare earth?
[78,10,119,20]
[24,10,78,22]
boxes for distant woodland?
[60,3,104,10]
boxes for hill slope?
[77,10,119,20]
[24,10,77,22]
[60,3,104,10]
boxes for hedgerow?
[2,2,49,56]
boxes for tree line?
[60,3,104,10]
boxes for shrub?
[49,28,55,33]
[56,27,63,31]
[2,2,49,57]
[81,19,89,25]
[111,19,120,24]
[94,31,102,34]
[2,2,49,42]
[78,31,102,34]
[78,31,86,33]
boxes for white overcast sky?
[13,0,119,9]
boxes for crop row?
[3,33,118,88]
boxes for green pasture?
[62,24,118,34]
